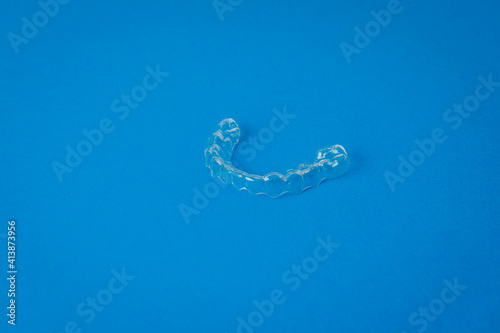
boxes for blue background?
[1,0,499,332]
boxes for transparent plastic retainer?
[204,118,350,198]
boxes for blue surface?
[1,1,499,332]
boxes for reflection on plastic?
[204,119,350,198]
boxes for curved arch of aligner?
[204,118,350,198]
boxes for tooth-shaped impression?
[204,118,350,198]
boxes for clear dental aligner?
[204,118,350,198]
